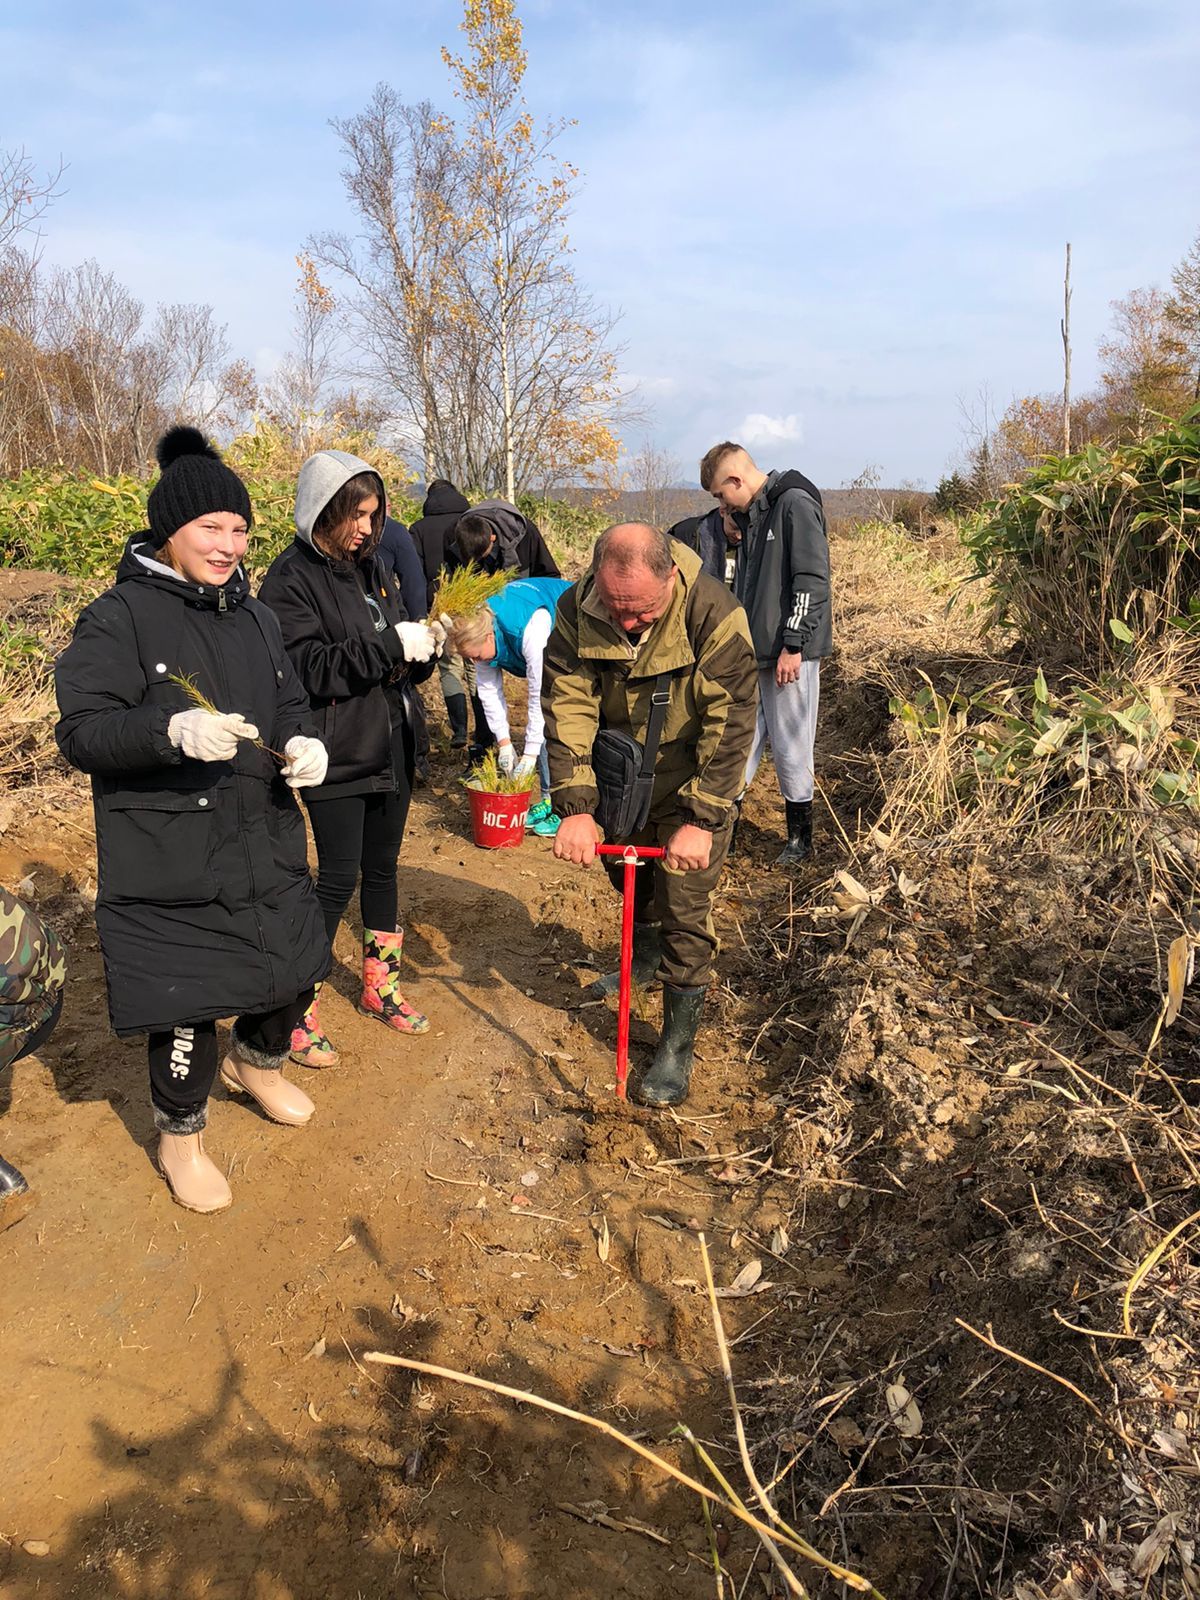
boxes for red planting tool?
[595,843,665,1100]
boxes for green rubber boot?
[588,922,662,999]
[636,985,704,1108]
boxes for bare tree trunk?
[500,303,515,501]
[1061,241,1072,455]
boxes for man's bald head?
[592,522,674,579]
[700,442,767,512]
[592,523,678,636]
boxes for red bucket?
[468,787,530,848]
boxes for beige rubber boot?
[157,1132,233,1213]
[221,1042,315,1127]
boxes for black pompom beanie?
[146,426,253,548]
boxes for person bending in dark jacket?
[378,514,432,782]
[450,502,562,757]
[259,452,441,1069]
[700,441,831,865]
[55,429,331,1215]
[450,499,560,582]
[408,480,473,748]
[0,890,67,1229]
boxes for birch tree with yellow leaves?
[317,0,623,494]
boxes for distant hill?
[557,485,930,528]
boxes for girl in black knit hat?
[54,427,332,1214]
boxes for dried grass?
[722,514,1200,1597]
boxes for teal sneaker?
[527,801,561,837]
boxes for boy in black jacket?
[409,480,474,750]
[700,441,831,864]
[450,499,560,581]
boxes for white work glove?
[427,617,448,656]
[168,708,259,762]
[496,740,516,776]
[395,621,436,663]
[514,752,537,781]
[281,736,328,789]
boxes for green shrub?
[963,407,1200,668]
[932,472,980,515]
[0,468,420,586]
[517,494,608,575]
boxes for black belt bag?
[592,672,673,841]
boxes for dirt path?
[1,769,785,1599]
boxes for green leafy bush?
[963,407,1200,667]
[0,467,423,585]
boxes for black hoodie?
[408,481,471,608]
[54,537,329,1035]
[258,537,434,801]
[733,469,832,665]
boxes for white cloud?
[736,413,805,449]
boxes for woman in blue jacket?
[449,577,573,837]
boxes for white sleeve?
[521,609,554,754]
[474,660,510,743]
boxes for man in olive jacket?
[544,524,757,1107]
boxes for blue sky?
[4,0,1198,487]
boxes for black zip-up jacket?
[733,469,833,665]
[408,481,471,609]
[54,539,329,1036]
[669,509,733,586]
[258,538,434,801]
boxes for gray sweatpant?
[745,660,821,803]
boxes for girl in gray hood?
[259,452,443,1068]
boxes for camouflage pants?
[0,892,67,1074]
[601,815,734,989]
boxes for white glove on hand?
[168,708,259,762]
[395,621,436,663]
[514,753,537,781]
[427,617,448,656]
[281,736,328,789]
[496,741,516,776]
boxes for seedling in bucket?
[595,843,665,1100]
[463,749,536,848]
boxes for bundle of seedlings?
[462,748,537,796]
[430,561,511,621]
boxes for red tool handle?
[594,845,665,1097]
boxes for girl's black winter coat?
[257,537,433,801]
[54,540,330,1036]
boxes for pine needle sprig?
[168,672,287,764]
[431,561,512,621]
[462,747,538,796]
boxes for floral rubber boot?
[360,929,430,1035]
[290,982,339,1068]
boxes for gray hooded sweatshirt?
[468,498,530,569]
[294,450,386,547]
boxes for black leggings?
[305,722,414,947]
[148,989,314,1135]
